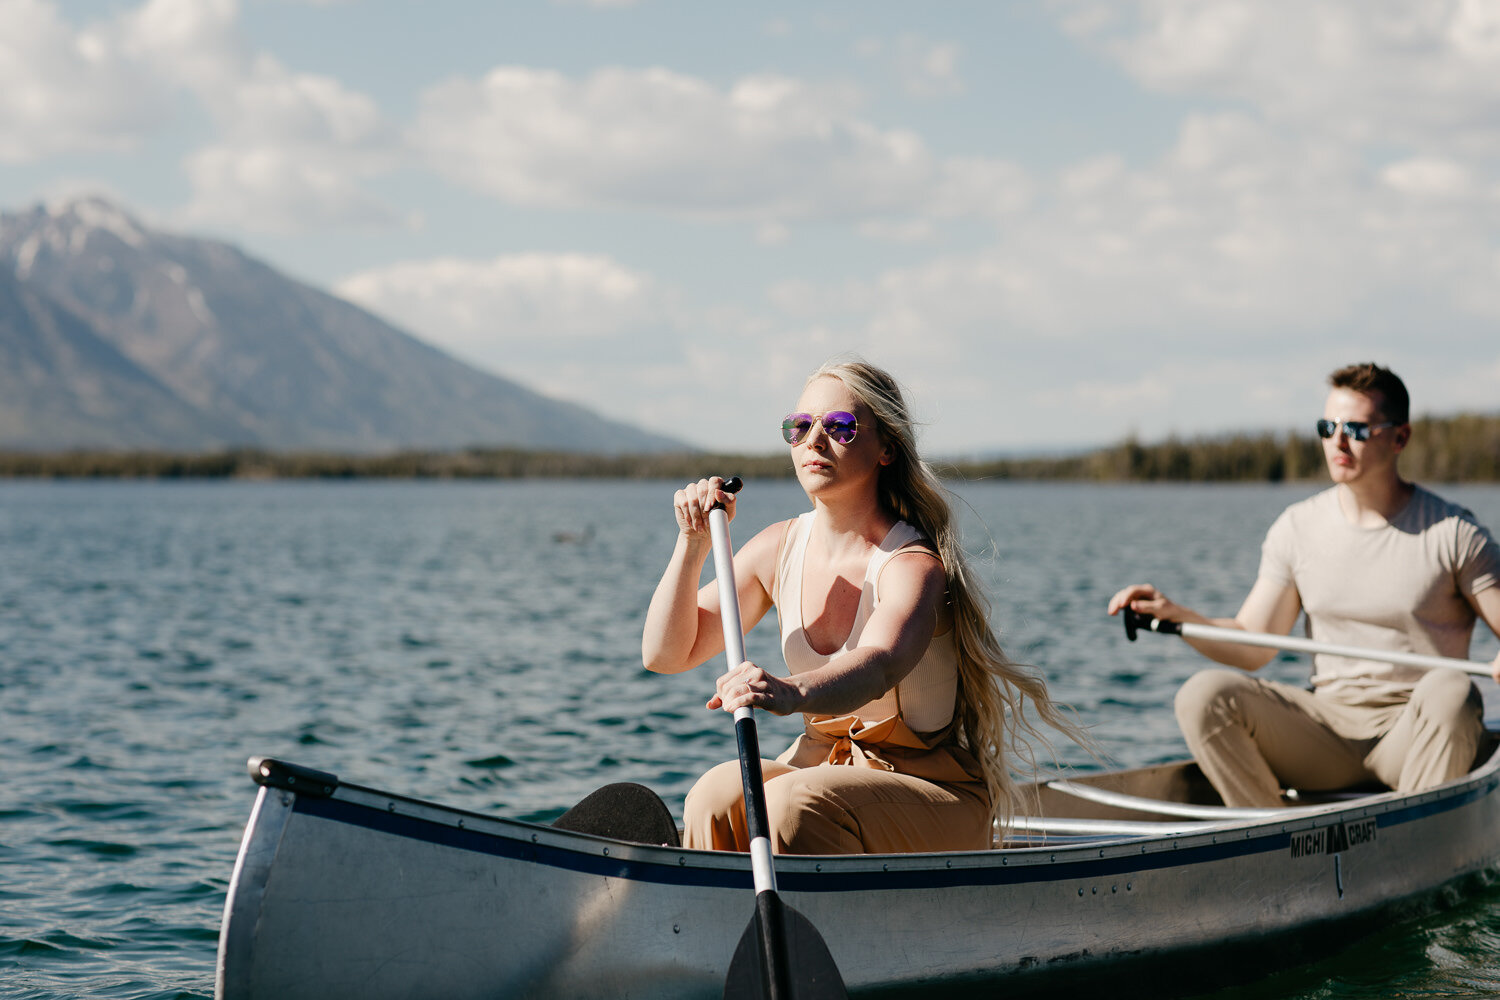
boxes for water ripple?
[0,479,1495,999]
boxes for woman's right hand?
[674,477,736,536]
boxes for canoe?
[215,717,1500,999]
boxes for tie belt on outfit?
[794,712,981,785]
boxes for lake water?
[2,478,1498,999]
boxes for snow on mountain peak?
[46,196,148,250]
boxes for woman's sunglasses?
[1316,419,1394,442]
[781,411,858,445]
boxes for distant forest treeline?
[1,412,1497,483]
[952,412,1500,484]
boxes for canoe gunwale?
[255,750,1500,886]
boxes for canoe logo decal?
[1288,818,1377,859]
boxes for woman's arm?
[710,549,946,715]
[641,478,781,673]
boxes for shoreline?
[1,411,1495,484]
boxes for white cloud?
[857,33,965,97]
[335,252,674,390]
[0,0,405,230]
[182,146,404,232]
[125,0,403,230]
[0,0,171,161]
[176,49,405,230]
[1058,0,1500,155]
[410,65,1027,227]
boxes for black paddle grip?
[706,475,743,513]
[1123,608,1181,640]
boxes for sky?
[2,0,1499,456]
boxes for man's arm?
[1468,586,1500,684]
[1108,577,1303,671]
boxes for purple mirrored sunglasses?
[781,411,858,445]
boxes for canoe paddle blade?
[723,891,847,1000]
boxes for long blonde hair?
[807,358,1085,827]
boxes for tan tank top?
[775,510,959,734]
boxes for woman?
[642,358,1079,854]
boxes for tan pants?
[681,758,991,855]
[1175,668,1485,808]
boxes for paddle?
[1122,607,1497,678]
[707,477,847,1000]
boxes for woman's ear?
[879,442,895,466]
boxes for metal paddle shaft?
[706,477,847,1000]
[1123,608,1495,678]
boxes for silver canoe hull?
[216,749,1500,999]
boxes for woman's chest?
[797,561,871,655]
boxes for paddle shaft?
[708,479,792,999]
[708,501,779,896]
[1123,608,1495,677]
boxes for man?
[1107,363,1500,808]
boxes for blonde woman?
[643,358,1079,854]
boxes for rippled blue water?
[1,479,1497,999]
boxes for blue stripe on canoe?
[290,776,1496,894]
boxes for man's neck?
[1336,475,1414,526]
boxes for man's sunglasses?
[781,411,858,445]
[1316,419,1394,442]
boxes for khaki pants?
[1175,668,1485,808]
[681,758,991,855]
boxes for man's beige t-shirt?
[1258,485,1500,707]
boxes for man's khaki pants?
[1175,667,1485,808]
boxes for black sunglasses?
[1316,419,1394,442]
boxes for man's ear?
[1393,423,1412,451]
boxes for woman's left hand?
[708,660,804,716]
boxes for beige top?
[776,510,959,734]
[1258,485,1500,706]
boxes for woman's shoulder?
[875,526,945,588]
[883,520,938,558]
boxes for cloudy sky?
[3,0,1498,455]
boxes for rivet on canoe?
[387,802,395,813]
[816,863,822,872]
[678,857,686,866]
[946,859,952,868]
[603,848,610,856]
[673,925,680,934]
[1077,888,1084,896]
[883,864,889,871]
[1111,885,1118,894]
[531,834,538,843]
[457,820,464,830]
[1127,882,1134,891]
[1091,887,1098,895]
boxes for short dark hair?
[1328,363,1409,425]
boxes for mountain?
[0,198,685,453]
